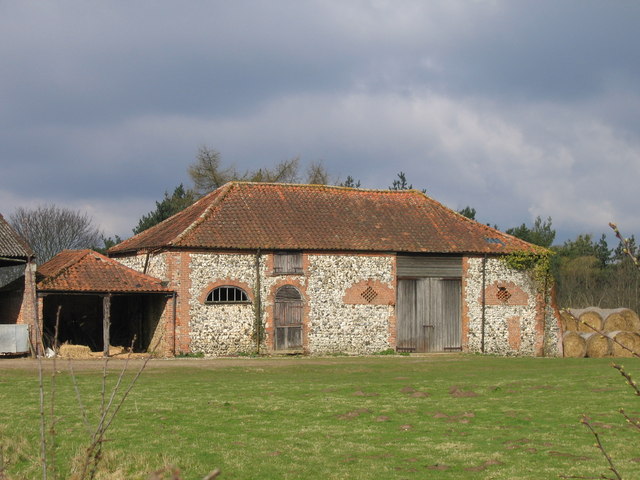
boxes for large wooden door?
[397,278,461,353]
[274,285,303,350]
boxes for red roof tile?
[109,182,540,255]
[37,249,173,293]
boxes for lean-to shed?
[37,249,174,355]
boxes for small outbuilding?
[109,182,560,357]
[36,249,174,355]
[0,213,36,354]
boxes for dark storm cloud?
[1,1,639,241]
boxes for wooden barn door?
[397,277,461,353]
[274,285,303,350]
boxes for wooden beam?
[103,294,111,357]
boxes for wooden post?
[103,294,111,357]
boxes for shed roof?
[37,249,172,294]
[109,182,540,255]
[0,213,33,262]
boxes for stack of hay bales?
[561,307,640,358]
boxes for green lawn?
[1,355,639,479]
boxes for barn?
[108,182,560,357]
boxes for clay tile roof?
[0,213,33,259]
[37,249,173,293]
[109,182,540,255]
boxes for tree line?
[5,147,638,312]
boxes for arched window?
[205,286,250,304]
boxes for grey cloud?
[1,1,639,243]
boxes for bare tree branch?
[10,205,102,263]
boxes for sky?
[1,1,639,246]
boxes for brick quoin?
[165,251,192,354]
[387,255,398,349]
[460,256,472,352]
[534,292,546,356]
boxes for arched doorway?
[274,285,303,351]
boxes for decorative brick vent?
[361,286,378,303]
[496,286,511,303]
[343,279,395,305]
[482,281,529,306]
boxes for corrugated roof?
[0,213,33,259]
[37,249,173,293]
[109,182,540,255]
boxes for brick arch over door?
[274,285,303,351]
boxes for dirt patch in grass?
[425,464,450,471]
[430,411,475,423]
[353,390,379,397]
[337,408,371,420]
[547,451,592,461]
[465,459,503,472]
[410,391,430,398]
[449,386,479,397]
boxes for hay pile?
[58,343,92,359]
[57,343,136,359]
[561,307,640,358]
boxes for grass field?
[1,354,640,479]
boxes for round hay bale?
[607,331,640,358]
[576,309,604,333]
[560,310,579,331]
[562,331,587,358]
[58,343,92,359]
[603,308,640,332]
[581,332,612,358]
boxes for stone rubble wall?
[113,250,558,357]
[186,252,395,356]
[188,253,259,356]
[114,254,167,281]
[306,254,394,354]
[464,257,559,356]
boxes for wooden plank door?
[396,279,418,352]
[396,278,461,353]
[274,286,303,350]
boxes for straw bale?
[560,311,579,332]
[603,308,640,332]
[581,332,612,358]
[607,331,640,358]
[562,331,586,358]
[59,343,92,359]
[572,308,603,333]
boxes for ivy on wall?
[502,250,553,291]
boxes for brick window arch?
[205,286,250,304]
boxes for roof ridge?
[226,180,424,195]
[172,182,236,246]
